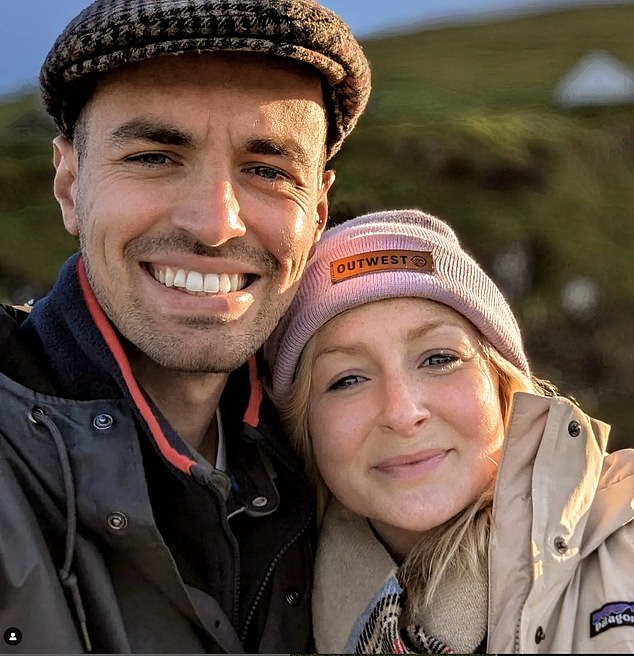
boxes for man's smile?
[148,264,251,295]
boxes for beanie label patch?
[330,249,434,284]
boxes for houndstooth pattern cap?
[39,0,371,159]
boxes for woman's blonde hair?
[276,326,555,617]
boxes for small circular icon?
[411,255,429,268]
[4,627,22,646]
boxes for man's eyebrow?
[108,119,193,147]
[246,138,312,169]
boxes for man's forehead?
[83,53,328,140]
[97,52,325,94]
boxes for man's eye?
[127,153,170,166]
[248,165,290,181]
[329,374,365,390]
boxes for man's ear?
[315,168,336,242]
[52,136,80,236]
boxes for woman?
[264,209,634,654]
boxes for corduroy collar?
[22,252,124,400]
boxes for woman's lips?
[373,449,448,478]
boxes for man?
[0,0,370,652]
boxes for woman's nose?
[379,376,430,437]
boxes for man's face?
[53,53,334,373]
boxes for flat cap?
[39,0,371,159]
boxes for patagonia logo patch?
[330,250,434,284]
[590,602,634,637]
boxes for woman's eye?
[329,374,365,390]
[425,353,459,368]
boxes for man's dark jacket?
[0,254,315,653]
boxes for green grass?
[0,94,75,295]
[360,4,634,117]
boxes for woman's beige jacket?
[313,393,634,653]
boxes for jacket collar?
[312,498,398,653]
[17,253,270,477]
[493,392,615,559]
[488,392,621,650]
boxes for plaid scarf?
[346,576,452,654]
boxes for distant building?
[554,51,634,108]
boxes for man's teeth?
[153,267,247,293]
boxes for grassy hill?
[1,3,633,447]
[0,93,75,296]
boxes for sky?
[0,0,632,97]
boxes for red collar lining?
[77,257,194,475]
[245,356,262,428]
[76,256,264,470]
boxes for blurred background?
[1,0,633,448]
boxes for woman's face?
[308,297,505,557]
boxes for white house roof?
[554,50,634,107]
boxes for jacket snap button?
[284,589,301,606]
[28,406,45,424]
[554,536,568,553]
[106,512,128,531]
[534,626,545,644]
[568,420,581,437]
[93,413,114,430]
[251,496,268,508]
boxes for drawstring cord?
[30,407,93,652]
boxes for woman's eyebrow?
[405,320,445,342]
[314,319,467,361]
[313,343,366,364]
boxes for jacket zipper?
[233,540,241,631]
[214,489,241,631]
[239,510,314,645]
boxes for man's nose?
[172,176,246,246]
[379,375,430,437]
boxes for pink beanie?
[265,209,529,398]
